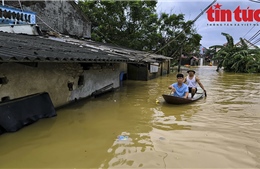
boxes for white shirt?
[186,75,197,88]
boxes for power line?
[252,38,260,45]
[243,26,255,38]
[139,0,217,61]
[248,30,260,41]
[243,38,257,48]
[249,0,260,3]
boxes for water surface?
[0,66,259,169]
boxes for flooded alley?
[0,66,259,169]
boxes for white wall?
[0,62,124,107]
[70,66,121,100]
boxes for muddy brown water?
[0,66,259,169]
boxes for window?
[150,63,159,73]
[0,77,8,84]
[78,75,84,86]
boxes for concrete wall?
[127,61,170,81]
[0,62,123,107]
[22,1,91,38]
[148,63,160,80]
[161,60,170,75]
[70,63,121,100]
[127,64,148,81]
[147,60,170,80]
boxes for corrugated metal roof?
[0,31,171,63]
[62,37,172,62]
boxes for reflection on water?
[0,66,260,168]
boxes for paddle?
[204,90,207,97]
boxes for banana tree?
[214,32,260,73]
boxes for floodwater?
[0,66,260,169]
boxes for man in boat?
[183,70,206,98]
[168,73,189,98]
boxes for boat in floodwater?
[162,92,204,104]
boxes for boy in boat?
[183,70,206,98]
[168,73,189,98]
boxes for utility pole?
[177,45,183,73]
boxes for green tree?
[78,0,202,59]
[78,0,159,51]
[214,32,260,73]
[156,13,202,59]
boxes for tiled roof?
[0,32,171,63]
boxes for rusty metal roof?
[62,37,172,63]
[0,31,171,63]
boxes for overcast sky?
[156,0,260,48]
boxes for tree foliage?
[78,0,202,60]
[214,32,260,73]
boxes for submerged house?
[0,1,171,134]
[0,1,171,107]
[0,31,171,107]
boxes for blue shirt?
[171,83,188,97]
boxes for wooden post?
[177,45,182,73]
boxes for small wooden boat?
[162,93,204,104]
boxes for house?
[0,0,171,108]
[221,38,258,49]
[0,4,39,35]
[0,30,172,134]
[0,1,171,134]
[2,0,91,38]
[0,31,171,106]
[235,38,259,49]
